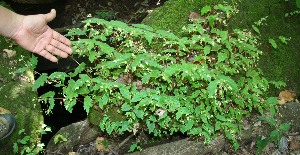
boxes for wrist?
[8,13,25,39]
[0,6,24,39]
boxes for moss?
[142,0,215,35]
[0,36,43,154]
[88,106,127,126]
[228,0,300,95]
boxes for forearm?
[0,6,23,38]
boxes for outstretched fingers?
[45,44,68,58]
[52,31,72,47]
[39,28,73,62]
[38,49,58,62]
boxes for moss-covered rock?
[88,106,127,127]
[0,36,43,154]
[228,0,300,95]
[142,0,214,35]
[142,0,300,95]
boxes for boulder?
[0,36,44,154]
[45,119,99,155]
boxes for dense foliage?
[33,4,279,149]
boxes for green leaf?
[84,96,93,114]
[121,104,132,111]
[40,91,55,113]
[279,123,290,131]
[144,31,155,44]
[207,15,216,28]
[128,143,138,152]
[204,45,211,55]
[69,62,86,77]
[201,5,211,15]
[95,42,116,55]
[216,114,227,121]
[49,72,68,83]
[233,142,240,151]
[131,91,147,102]
[67,28,86,36]
[184,119,194,131]
[156,30,179,40]
[96,93,109,109]
[268,39,277,49]
[133,109,144,119]
[266,97,278,105]
[120,86,131,100]
[54,134,68,144]
[256,138,269,155]
[64,99,77,113]
[278,36,288,45]
[28,55,38,68]
[110,20,128,28]
[32,73,48,90]
[13,143,18,153]
[269,105,275,116]
[252,25,260,34]
[15,67,29,74]
[88,50,100,62]
[269,129,281,141]
[207,80,218,98]
[147,121,155,133]
[269,80,286,88]
[221,76,238,91]
[18,136,30,145]
[217,51,228,62]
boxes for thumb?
[45,9,56,23]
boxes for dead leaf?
[278,90,294,105]
[0,107,11,114]
[3,49,16,58]
[95,137,109,152]
[290,136,300,150]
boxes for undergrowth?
[26,3,283,151]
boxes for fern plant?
[32,4,281,149]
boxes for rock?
[0,36,43,154]
[45,119,100,155]
[11,0,57,4]
[126,135,226,155]
[290,136,300,151]
[277,102,300,132]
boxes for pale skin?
[0,6,72,62]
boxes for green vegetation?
[13,125,51,155]
[31,4,283,150]
[0,36,43,154]
[256,116,290,154]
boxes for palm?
[12,9,72,62]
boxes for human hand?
[11,9,72,62]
